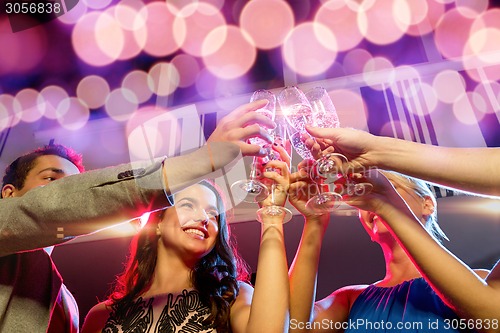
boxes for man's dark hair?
[1,143,84,193]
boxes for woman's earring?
[156,226,161,236]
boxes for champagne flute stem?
[270,182,276,205]
[249,156,259,180]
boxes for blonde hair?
[381,171,448,242]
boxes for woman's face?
[158,184,220,259]
[359,182,427,242]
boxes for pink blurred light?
[453,92,483,125]
[345,0,376,11]
[463,9,500,82]
[240,0,294,50]
[57,0,88,25]
[432,70,466,104]
[112,4,146,60]
[72,12,119,66]
[39,86,69,119]
[380,120,413,139]
[202,25,257,80]
[402,82,438,116]
[315,0,363,51]
[121,70,153,103]
[83,0,112,10]
[357,0,410,45]
[0,19,47,75]
[406,0,445,36]
[140,2,185,57]
[76,75,110,109]
[126,106,172,161]
[343,49,373,76]
[363,57,395,90]
[282,22,337,77]
[329,89,368,129]
[473,81,500,114]
[389,66,422,98]
[176,2,225,57]
[171,54,201,88]
[56,97,90,130]
[0,94,19,129]
[14,89,44,123]
[434,8,476,59]
[105,88,138,122]
[456,0,489,18]
[148,63,180,96]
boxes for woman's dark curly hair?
[107,180,250,333]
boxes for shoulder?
[315,284,369,319]
[81,301,113,333]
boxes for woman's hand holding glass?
[231,90,277,203]
[257,148,293,224]
[288,160,331,226]
[278,86,342,212]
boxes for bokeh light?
[315,0,363,51]
[176,2,225,57]
[453,92,483,124]
[105,88,138,122]
[202,25,257,80]
[406,0,445,36]
[343,49,373,77]
[72,11,122,66]
[455,0,489,18]
[83,0,113,10]
[433,70,467,104]
[357,0,410,45]
[121,70,154,103]
[77,75,110,109]
[57,0,88,24]
[148,62,180,97]
[39,86,70,120]
[56,97,90,130]
[434,7,477,59]
[14,88,44,123]
[171,54,201,88]
[363,57,396,90]
[0,94,19,129]
[240,0,294,50]
[473,81,500,115]
[140,2,184,57]
[389,66,422,99]
[329,89,368,129]
[282,22,337,77]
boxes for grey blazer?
[0,160,171,332]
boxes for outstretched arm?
[306,126,500,197]
[230,158,290,333]
[345,170,500,333]
[0,100,276,256]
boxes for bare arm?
[346,170,500,333]
[287,160,334,332]
[306,127,500,197]
[230,159,290,333]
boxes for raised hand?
[208,99,276,157]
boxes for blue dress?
[345,278,476,332]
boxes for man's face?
[3,155,80,198]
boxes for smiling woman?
[81,177,290,333]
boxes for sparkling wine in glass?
[278,86,342,212]
[305,87,373,197]
[256,115,293,223]
[230,90,275,203]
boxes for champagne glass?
[256,115,293,223]
[305,87,373,197]
[231,90,275,203]
[278,86,342,212]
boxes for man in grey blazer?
[0,99,274,332]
